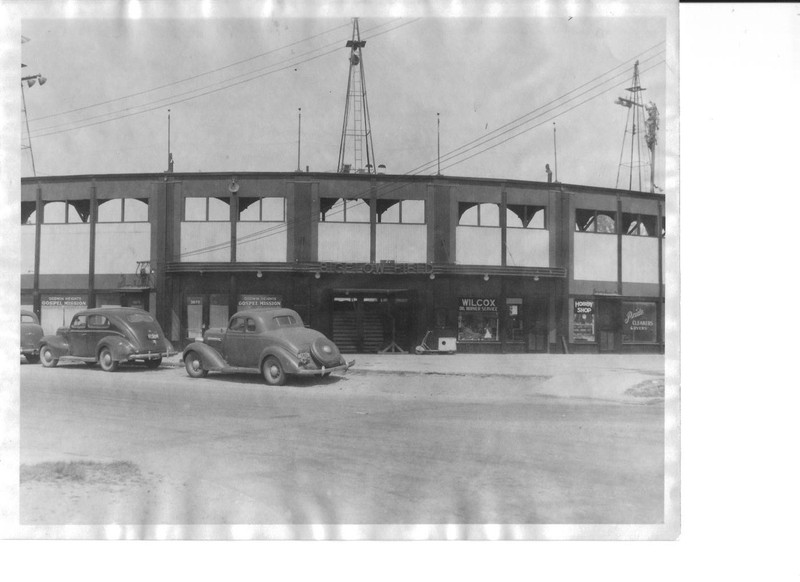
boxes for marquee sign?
[314,262,433,275]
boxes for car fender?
[38,335,70,358]
[97,336,137,362]
[259,345,301,375]
[183,341,228,371]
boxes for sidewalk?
[162,353,666,404]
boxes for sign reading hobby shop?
[313,262,434,275]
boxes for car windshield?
[21,314,37,324]
[126,313,154,323]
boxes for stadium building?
[20,170,664,354]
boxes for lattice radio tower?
[614,60,659,192]
[337,18,376,174]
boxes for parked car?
[182,308,354,386]
[21,310,44,364]
[38,307,176,371]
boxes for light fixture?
[533,276,540,282]
[315,272,321,279]
[429,273,435,280]
[256,270,263,278]
[483,274,489,281]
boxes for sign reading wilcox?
[314,262,434,275]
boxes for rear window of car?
[126,313,154,323]
[88,315,110,329]
[273,315,297,327]
[21,314,38,324]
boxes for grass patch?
[21,460,141,484]
[624,379,665,398]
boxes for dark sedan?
[38,307,176,371]
[21,310,44,363]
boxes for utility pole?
[21,71,47,177]
[437,112,441,176]
[297,107,302,172]
[167,109,174,172]
[553,122,558,183]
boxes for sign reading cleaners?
[621,301,657,343]
[572,299,595,342]
[238,294,282,309]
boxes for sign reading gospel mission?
[238,295,282,308]
[41,295,88,307]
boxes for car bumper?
[295,359,355,376]
[20,347,38,356]
[126,350,177,361]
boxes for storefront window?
[209,294,229,330]
[571,298,596,342]
[40,294,88,335]
[621,301,657,344]
[458,297,499,341]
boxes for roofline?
[21,170,666,200]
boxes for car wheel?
[98,347,119,372]
[144,357,162,369]
[25,353,40,364]
[40,346,58,368]
[184,351,208,378]
[262,356,286,386]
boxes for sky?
[11,1,673,190]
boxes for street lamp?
[21,72,46,177]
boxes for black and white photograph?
[1,0,683,545]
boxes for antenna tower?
[337,18,376,174]
[614,60,653,191]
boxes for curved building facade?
[21,171,665,354]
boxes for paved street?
[19,358,664,526]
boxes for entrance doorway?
[596,298,621,352]
[526,296,549,353]
[331,291,412,353]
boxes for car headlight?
[297,352,312,367]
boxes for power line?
[178,55,666,258]
[28,19,420,139]
[28,20,354,123]
[176,51,666,259]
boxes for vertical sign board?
[40,294,88,334]
[572,299,595,342]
